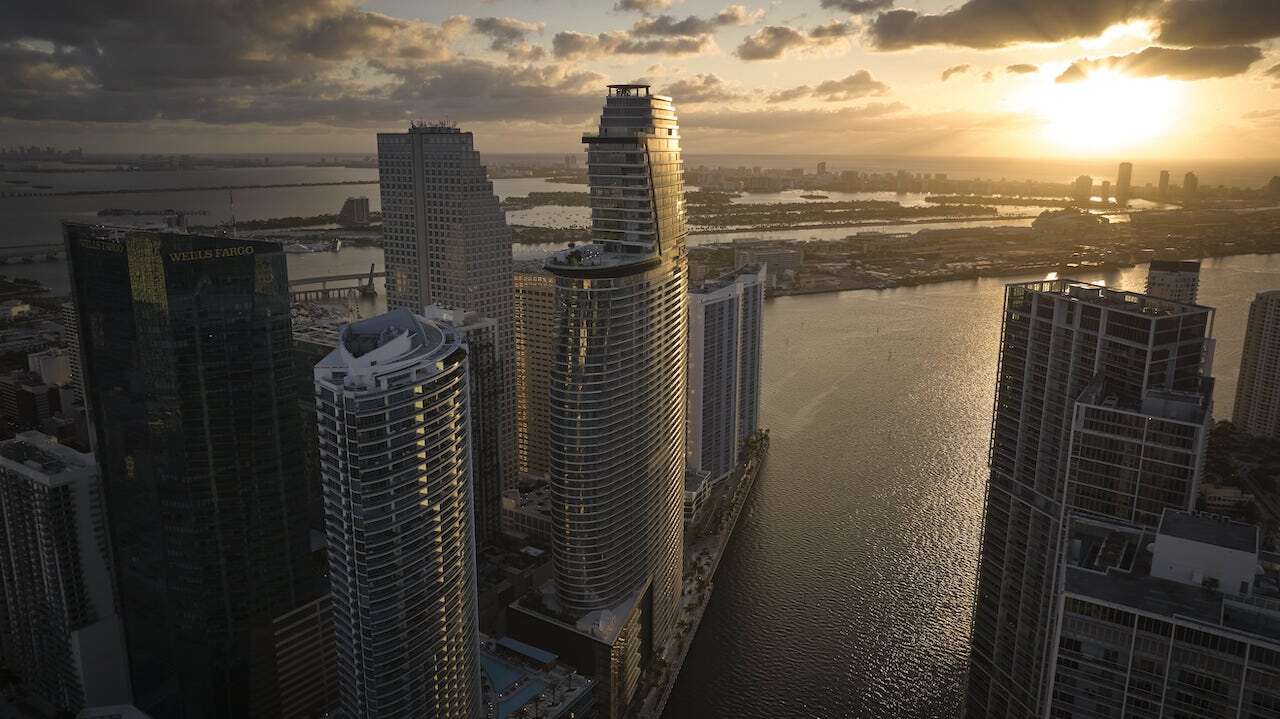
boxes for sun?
[1018,70,1183,155]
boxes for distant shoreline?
[0,179,378,198]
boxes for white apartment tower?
[687,264,766,485]
[1233,289,1280,438]
[314,310,480,719]
[376,123,515,543]
[0,433,131,714]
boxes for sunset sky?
[2,0,1279,159]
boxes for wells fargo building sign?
[168,246,255,262]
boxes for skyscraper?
[0,432,131,714]
[1116,161,1133,204]
[376,122,515,543]
[513,268,555,477]
[687,264,766,486]
[1184,170,1199,198]
[314,309,480,719]
[1233,290,1280,437]
[61,300,82,403]
[1146,259,1201,304]
[1047,511,1276,717]
[513,85,687,718]
[965,280,1214,718]
[65,223,315,718]
[1158,169,1171,199]
[1073,175,1093,202]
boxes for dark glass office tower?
[64,224,313,718]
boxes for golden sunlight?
[1019,70,1182,155]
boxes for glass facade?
[542,88,688,714]
[967,281,1214,718]
[313,310,480,719]
[64,224,314,718]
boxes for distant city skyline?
[3,0,1280,158]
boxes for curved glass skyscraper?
[543,86,687,709]
[314,309,480,719]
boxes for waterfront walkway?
[638,432,771,719]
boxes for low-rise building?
[28,347,71,386]
[503,485,554,545]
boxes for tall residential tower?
[965,280,1214,718]
[314,310,481,719]
[513,85,688,718]
[1234,290,1280,437]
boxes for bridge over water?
[289,269,386,302]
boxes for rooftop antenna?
[228,190,237,237]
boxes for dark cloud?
[1266,63,1280,84]
[814,70,891,99]
[613,0,673,14]
[0,0,468,100]
[736,26,809,60]
[735,20,856,60]
[715,5,766,26]
[819,0,894,14]
[1006,63,1039,74]
[941,64,971,81]
[472,17,545,61]
[552,30,713,59]
[631,5,761,37]
[1243,109,1280,119]
[0,44,93,96]
[809,19,858,39]
[662,74,745,103]
[1056,45,1264,82]
[768,70,890,101]
[1,57,605,126]
[0,0,605,129]
[866,0,1162,50]
[1156,0,1280,46]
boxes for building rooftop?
[1076,377,1213,424]
[1150,259,1201,272]
[607,84,650,95]
[691,263,766,295]
[1158,510,1258,554]
[1013,278,1213,317]
[0,432,93,486]
[1065,515,1280,645]
[545,243,659,276]
[315,309,462,391]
